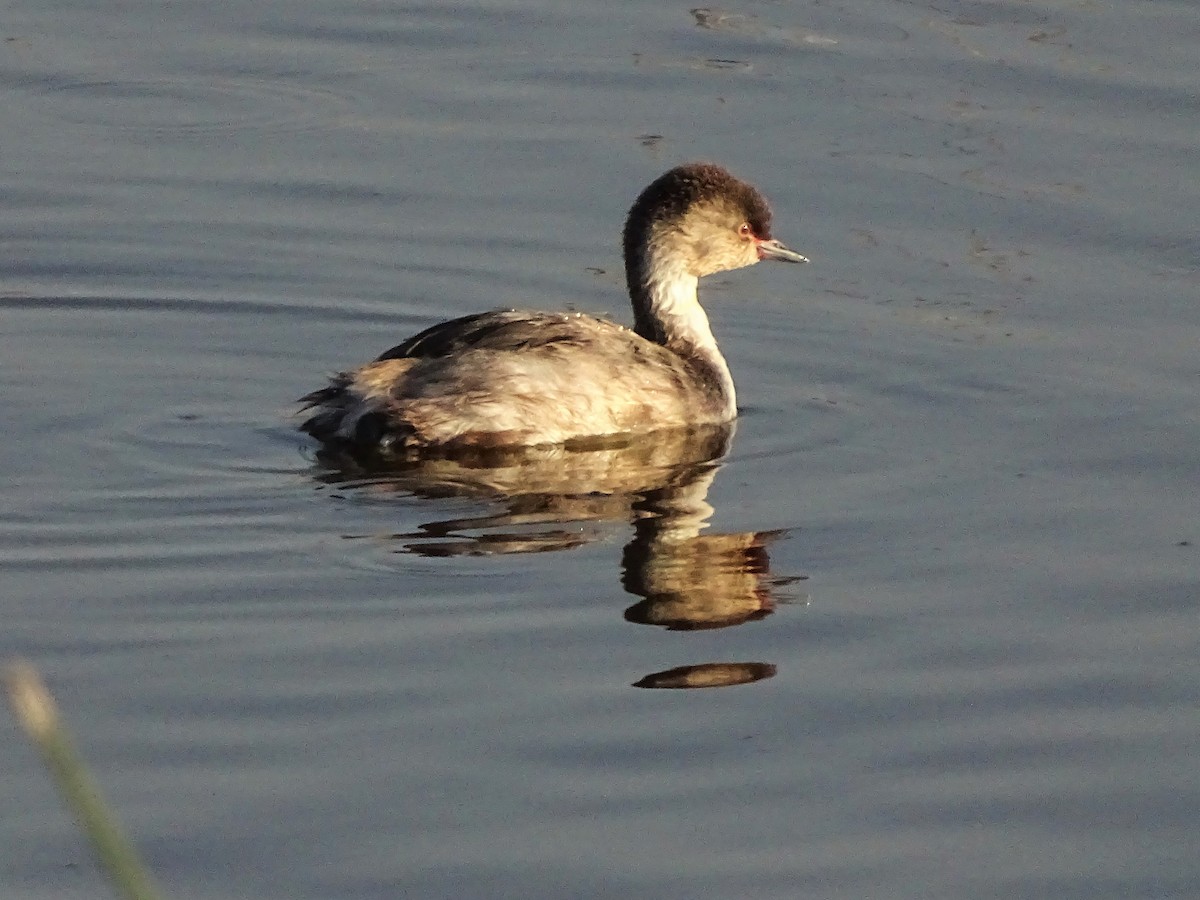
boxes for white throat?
[646,263,715,353]
[640,256,736,413]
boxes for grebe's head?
[623,163,808,285]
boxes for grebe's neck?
[627,253,736,413]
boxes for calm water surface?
[3,1,1198,898]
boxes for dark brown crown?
[623,162,774,252]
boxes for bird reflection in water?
[309,424,806,689]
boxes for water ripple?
[7,72,358,136]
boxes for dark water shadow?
[308,424,806,689]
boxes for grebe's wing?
[374,309,625,361]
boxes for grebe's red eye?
[738,222,752,238]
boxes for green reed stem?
[4,659,166,900]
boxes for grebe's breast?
[301,309,735,449]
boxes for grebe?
[300,163,807,450]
